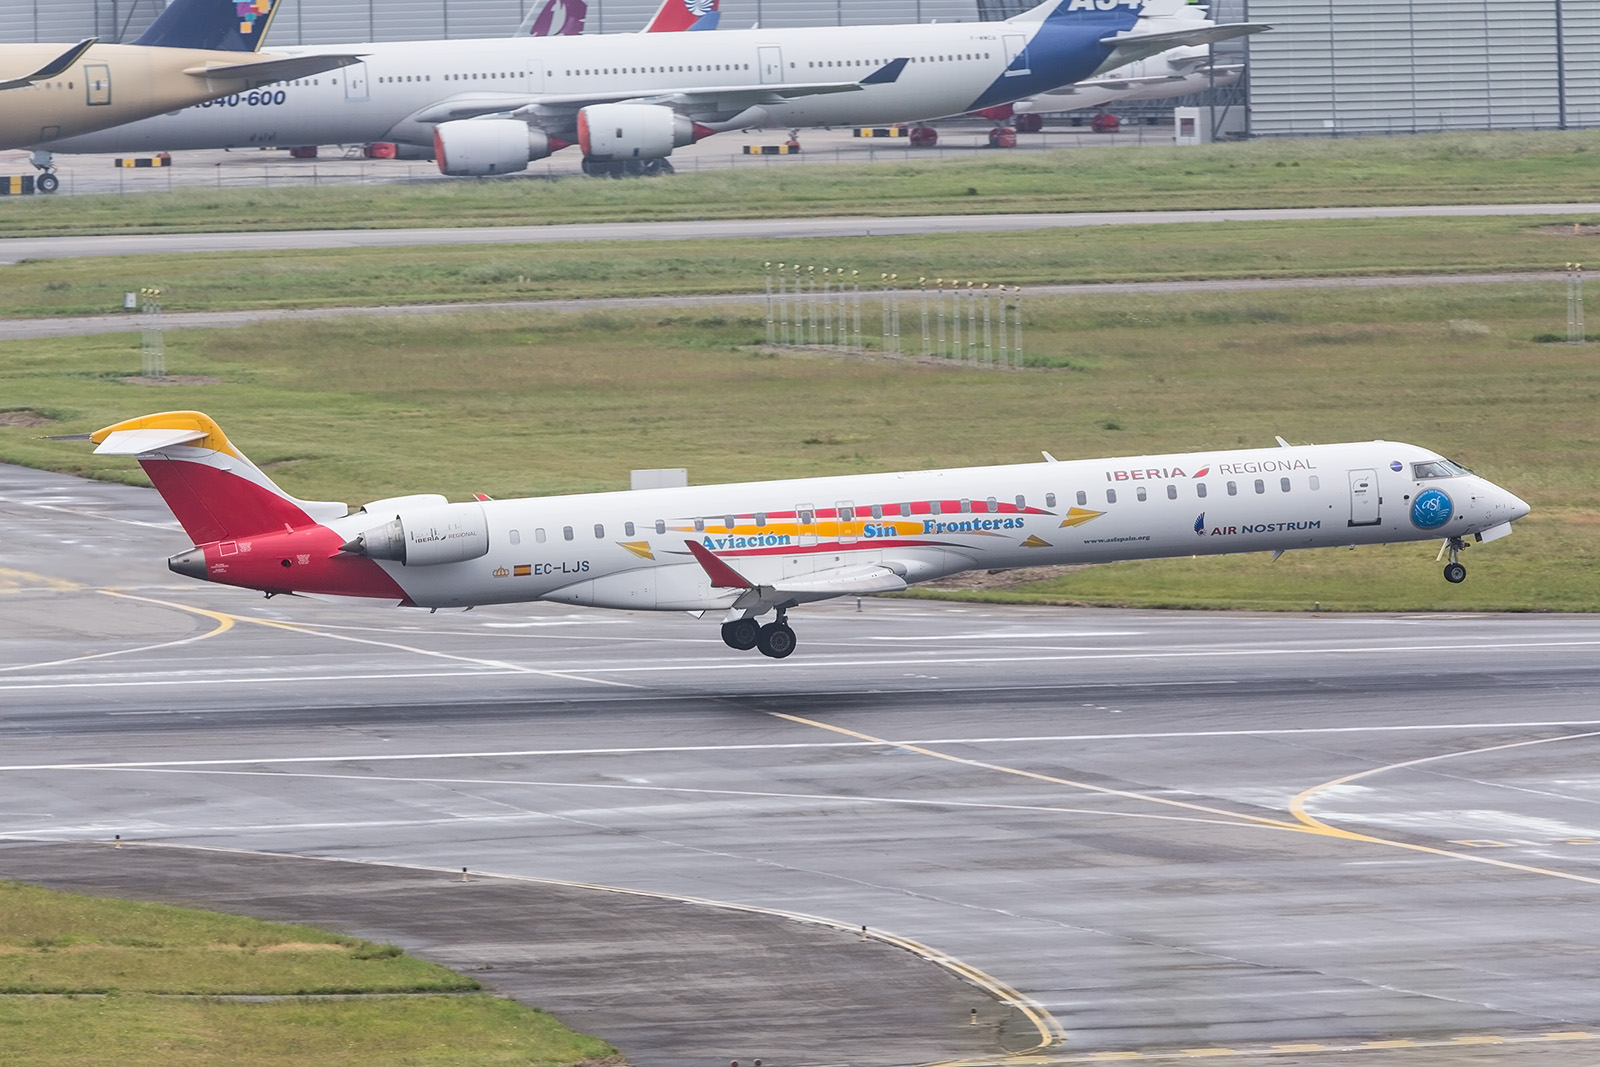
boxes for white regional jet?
[38,0,1249,177]
[76,411,1528,660]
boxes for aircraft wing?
[0,38,96,92]
[530,59,906,113]
[1094,22,1270,73]
[1055,73,1187,93]
[182,53,365,84]
[685,540,908,612]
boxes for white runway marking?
[5,719,1600,773]
[9,635,1590,689]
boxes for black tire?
[36,172,59,194]
[721,617,760,651]
[756,622,796,659]
[1443,562,1467,584]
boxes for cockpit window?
[1412,459,1469,479]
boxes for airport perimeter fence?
[764,262,1023,369]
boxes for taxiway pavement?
[2,203,1598,264]
[5,463,1600,1065]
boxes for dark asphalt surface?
[5,464,1600,1066]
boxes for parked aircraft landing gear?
[30,150,58,193]
[1441,536,1467,583]
[721,616,761,651]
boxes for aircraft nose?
[1506,491,1531,522]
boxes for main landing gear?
[1440,536,1468,583]
[721,609,796,659]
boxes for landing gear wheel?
[581,158,625,178]
[1443,561,1467,584]
[755,622,796,659]
[637,158,673,176]
[1015,113,1044,133]
[721,617,760,651]
[36,172,58,193]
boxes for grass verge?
[1,214,1590,318]
[0,880,619,1066]
[2,130,1599,237]
[1,282,1594,612]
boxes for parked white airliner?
[39,0,1263,177]
[78,412,1528,660]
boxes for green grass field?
[3,281,1595,612]
[3,214,1588,318]
[3,130,1599,237]
[0,880,619,1066]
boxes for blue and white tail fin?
[135,0,286,52]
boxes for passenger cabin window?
[870,505,883,520]
[594,524,605,539]
[535,528,546,543]
[1045,492,1057,508]
[1106,489,1117,504]
[1167,485,1178,500]
[839,506,854,522]
[1254,479,1266,494]
[960,499,971,513]
[625,522,635,537]
[1227,481,1238,496]
[655,519,666,534]
[1015,494,1026,508]
[1073,491,1084,507]
[562,526,574,541]
[1280,477,1291,493]
[1136,487,1148,502]
[694,518,705,532]
[509,529,521,545]
[929,501,942,515]
[1197,484,1208,499]
[986,497,998,512]
[1309,476,1320,491]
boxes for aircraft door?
[836,502,857,544]
[83,64,111,105]
[344,62,369,101]
[526,61,544,93]
[1002,34,1029,77]
[1347,469,1381,527]
[758,46,783,84]
[796,503,817,546]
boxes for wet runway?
[5,461,1600,1064]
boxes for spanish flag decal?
[620,541,655,560]
[1021,535,1052,548]
[1058,508,1104,528]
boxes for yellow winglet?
[90,411,245,461]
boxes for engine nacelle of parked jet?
[433,119,555,176]
[342,501,490,566]
[576,103,706,162]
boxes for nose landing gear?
[1439,536,1468,583]
[721,609,796,658]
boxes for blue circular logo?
[1411,488,1453,529]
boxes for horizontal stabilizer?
[94,427,208,455]
[0,38,96,92]
[185,53,364,84]
[1095,22,1270,73]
